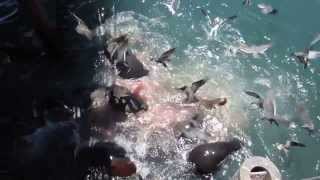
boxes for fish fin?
[201,9,209,17]
[309,33,320,49]
[261,117,279,126]
[161,61,168,68]
[177,86,187,91]
[270,9,278,15]
[245,91,262,100]
[289,141,306,147]
[190,77,209,93]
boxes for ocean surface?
[65,0,320,179]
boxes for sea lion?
[198,97,227,109]
[105,35,149,79]
[188,138,242,174]
[71,12,95,40]
[109,85,148,113]
[242,0,252,6]
[201,9,237,38]
[296,103,315,135]
[245,90,290,126]
[75,141,136,179]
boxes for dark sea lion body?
[75,142,136,179]
[115,50,149,79]
[108,43,149,79]
[188,139,241,174]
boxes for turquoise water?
[73,0,320,179]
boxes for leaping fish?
[296,103,315,135]
[152,48,176,68]
[70,12,95,40]
[238,42,272,58]
[292,33,320,68]
[276,140,306,156]
[257,3,278,15]
[201,9,237,38]
[177,78,209,103]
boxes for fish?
[276,140,306,156]
[242,0,252,6]
[245,90,290,126]
[201,9,237,38]
[257,3,278,15]
[152,48,176,68]
[301,176,320,180]
[177,77,209,103]
[296,104,315,135]
[198,97,227,109]
[238,43,272,58]
[173,115,210,142]
[19,120,80,179]
[109,85,148,113]
[292,33,320,68]
[70,12,95,40]
[75,141,136,178]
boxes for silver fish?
[296,104,315,134]
[257,3,278,15]
[71,12,95,40]
[243,0,252,6]
[276,140,306,156]
[238,43,272,58]
[292,33,320,68]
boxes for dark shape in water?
[199,97,227,109]
[291,33,320,69]
[152,47,176,68]
[75,141,136,178]
[109,85,148,113]
[257,3,278,15]
[106,35,149,79]
[242,0,252,6]
[200,8,237,27]
[188,138,242,174]
[178,77,209,103]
